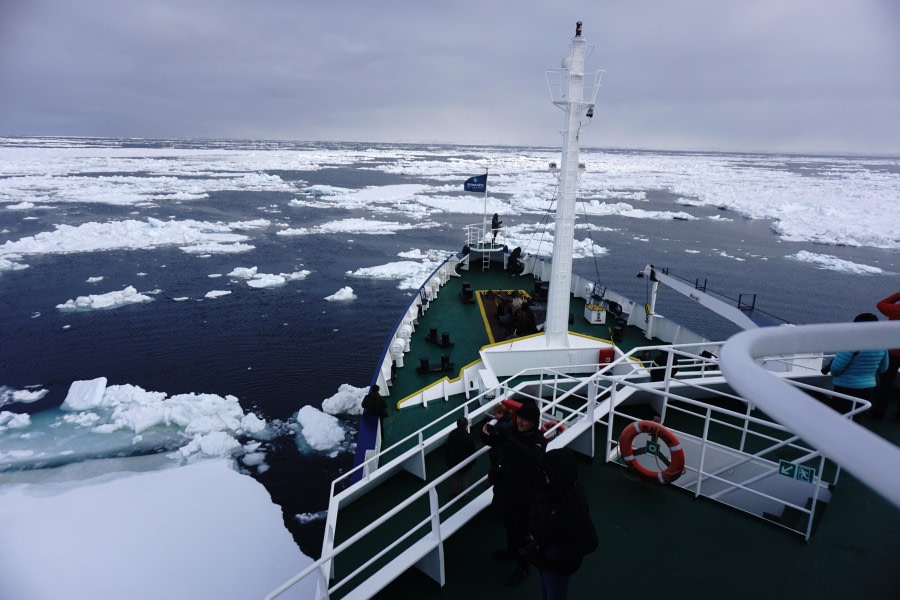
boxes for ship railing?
[720,321,900,509]
[601,363,841,539]
[340,339,821,500]
[266,446,494,600]
[499,341,860,539]
[279,342,841,597]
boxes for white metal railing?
[265,447,492,600]
[269,334,890,597]
[720,321,900,508]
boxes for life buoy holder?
[540,420,566,439]
[617,419,685,484]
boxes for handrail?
[720,321,900,508]
[266,446,491,600]
[274,339,846,597]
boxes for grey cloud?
[1,0,897,154]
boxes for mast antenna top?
[575,21,582,38]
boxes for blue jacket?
[831,349,889,389]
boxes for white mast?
[544,21,597,348]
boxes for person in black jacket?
[523,448,598,600]
[361,384,387,419]
[482,398,547,586]
[444,417,476,497]
[491,213,502,243]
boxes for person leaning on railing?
[827,313,890,418]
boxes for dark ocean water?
[0,138,897,557]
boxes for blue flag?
[463,174,487,193]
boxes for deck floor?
[370,416,900,600]
[380,260,655,449]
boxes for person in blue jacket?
[829,313,889,416]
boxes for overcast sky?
[1,0,898,155]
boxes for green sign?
[779,459,816,483]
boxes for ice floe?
[320,383,367,416]
[1,378,273,473]
[0,456,313,599]
[0,217,253,258]
[0,387,48,408]
[787,251,883,274]
[56,286,153,311]
[228,266,311,288]
[325,286,357,301]
[278,217,439,236]
[296,405,346,452]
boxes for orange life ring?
[617,420,685,484]
[540,420,567,439]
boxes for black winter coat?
[525,450,598,574]
[484,423,546,514]
[445,427,476,471]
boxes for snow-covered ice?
[320,383,367,416]
[296,405,346,452]
[0,457,312,600]
[787,251,883,274]
[56,286,153,311]
[325,286,357,301]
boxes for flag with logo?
[463,174,487,193]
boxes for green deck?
[380,258,657,449]
[327,255,899,599]
[369,416,900,599]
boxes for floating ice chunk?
[228,266,259,279]
[413,194,509,214]
[296,405,345,451]
[0,387,49,407]
[295,511,327,524]
[0,456,313,598]
[6,201,35,210]
[183,431,241,458]
[302,185,353,196]
[572,238,608,257]
[1,218,253,258]
[228,266,309,288]
[324,286,356,301]
[205,290,232,298]
[347,260,442,290]
[61,377,108,411]
[321,383,367,416]
[228,219,270,229]
[179,242,254,254]
[287,198,331,209]
[242,452,266,467]
[787,251,883,274]
[57,286,153,311]
[282,270,310,281]
[277,217,438,236]
[62,412,102,427]
[0,411,31,430]
[248,274,286,288]
[0,256,29,271]
[241,413,267,435]
[86,276,104,283]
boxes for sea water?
[1,137,897,556]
